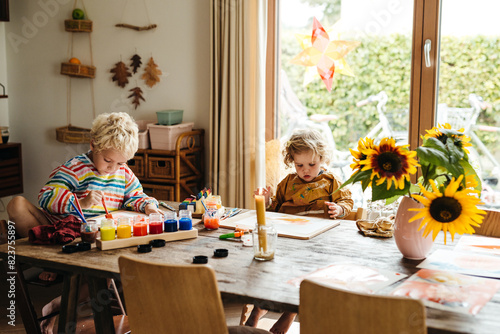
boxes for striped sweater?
[38,152,157,222]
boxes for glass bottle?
[117,217,132,238]
[252,222,278,261]
[100,218,115,241]
[179,210,192,230]
[164,211,178,232]
[203,203,220,230]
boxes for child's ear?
[89,140,95,151]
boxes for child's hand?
[254,186,271,206]
[145,203,162,215]
[325,201,344,219]
[79,190,103,209]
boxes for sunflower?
[409,175,486,244]
[359,138,419,190]
[424,123,472,154]
[349,137,375,172]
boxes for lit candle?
[255,188,268,252]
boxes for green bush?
[281,34,500,155]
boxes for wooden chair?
[239,207,367,327]
[343,207,366,220]
[118,255,270,334]
[300,279,427,334]
[474,209,500,237]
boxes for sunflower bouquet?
[341,123,486,243]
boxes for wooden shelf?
[0,143,23,197]
[129,129,205,201]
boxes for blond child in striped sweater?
[7,112,163,333]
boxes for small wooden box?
[147,155,196,180]
[96,228,198,250]
[56,125,91,144]
[64,19,93,32]
[61,62,96,78]
[142,183,175,200]
[128,154,145,178]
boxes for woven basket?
[56,125,91,144]
[64,19,93,32]
[61,62,96,78]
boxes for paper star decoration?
[290,17,360,92]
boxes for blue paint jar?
[164,211,178,232]
[178,210,192,230]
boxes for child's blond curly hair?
[90,112,138,160]
[283,128,331,168]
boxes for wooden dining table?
[1,208,500,334]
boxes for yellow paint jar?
[100,219,116,241]
[117,217,132,239]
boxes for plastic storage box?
[156,110,184,125]
[135,120,156,149]
[148,122,194,150]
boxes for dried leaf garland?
[130,54,142,74]
[142,57,162,88]
[110,61,132,88]
[128,86,145,109]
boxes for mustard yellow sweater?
[269,170,353,218]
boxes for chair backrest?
[300,279,427,334]
[474,209,500,237]
[118,256,229,334]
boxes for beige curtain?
[210,0,267,209]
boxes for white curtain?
[210,0,267,209]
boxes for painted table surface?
[2,212,500,334]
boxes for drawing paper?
[219,210,340,239]
[418,249,500,279]
[455,235,500,257]
[391,268,500,315]
[287,263,407,293]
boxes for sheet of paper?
[287,263,407,293]
[418,249,500,279]
[219,210,340,239]
[91,210,146,228]
[455,235,500,256]
[390,268,500,315]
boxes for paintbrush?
[226,209,242,219]
[220,207,238,220]
[159,201,176,211]
[70,199,87,224]
[200,198,208,212]
[101,196,113,219]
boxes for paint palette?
[96,229,198,250]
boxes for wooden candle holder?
[96,228,198,250]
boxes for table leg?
[87,276,115,334]
[57,273,81,334]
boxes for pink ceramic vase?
[394,196,434,260]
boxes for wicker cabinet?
[128,129,204,201]
[0,143,23,197]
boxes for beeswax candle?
[255,190,268,252]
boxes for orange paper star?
[290,17,360,92]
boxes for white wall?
[0,0,210,209]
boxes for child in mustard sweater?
[246,129,353,334]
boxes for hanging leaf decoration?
[110,61,132,88]
[130,54,142,74]
[142,57,162,88]
[128,86,145,109]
